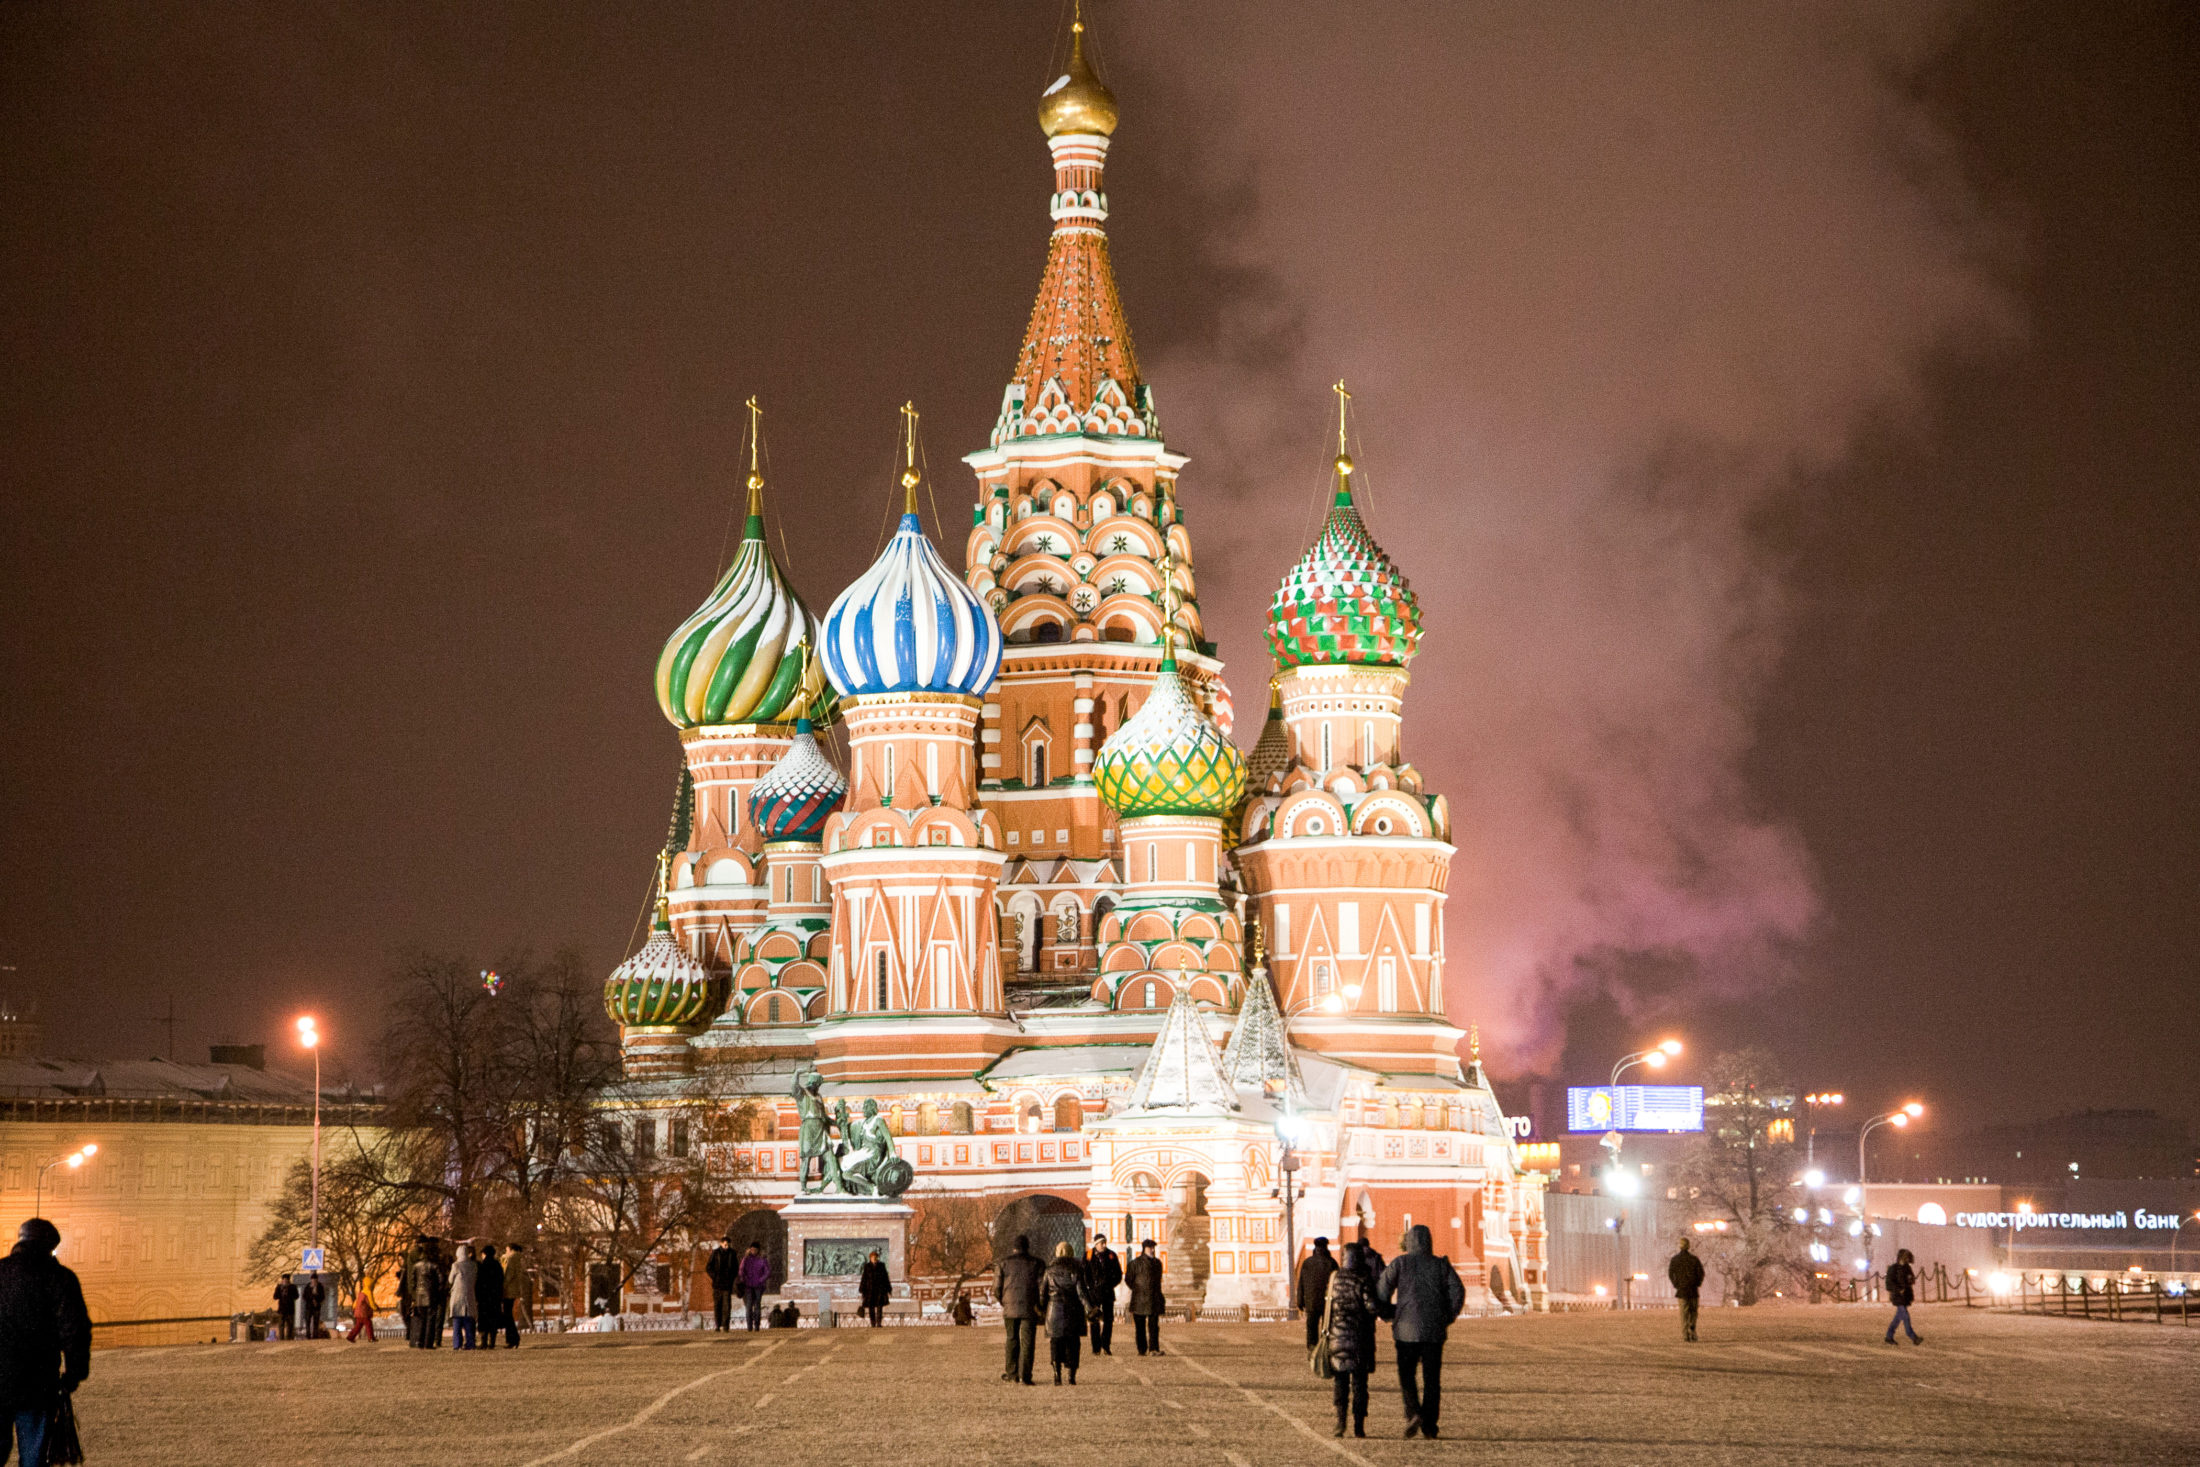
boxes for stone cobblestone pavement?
[78,1303,2200,1465]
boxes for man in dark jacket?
[1296,1237,1338,1350]
[1883,1248,1922,1345]
[1084,1234,1122,1356]
[857,1251,892,1327]
[272,1274,300,1340]
[705,1236,740,1332]
[0,1219,90,1467]
[995,1235,1044,1384]
[475,1244,505,1350]
[1125,1238,1166,1356]
[300,1272,327,1339]
[1376,1225,1466,1439]
[1668,1238,1705,1342]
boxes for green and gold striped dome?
[604,912,725,1029]
[1095,645,1247,820]
[656,476,829,729]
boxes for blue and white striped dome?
[823,512,1003,698]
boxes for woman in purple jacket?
[737,1243,773,1332]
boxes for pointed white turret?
[1122,986,1239,1114]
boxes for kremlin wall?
[600,22,1548,1314]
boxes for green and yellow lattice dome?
[1266,482,1422,670]
[1095,647,1247,820]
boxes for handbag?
[47,1389,85,1466]
[1309,1333,1334,1379]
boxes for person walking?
[1040,1242,1089,1385]
[995,1234,1043,1384]
[347,1283,376,1343]
[0,1220,91,1467]
[705,1235,739,1332]
[1125,1238,1165,1357]
[447,1243,479,1351]
[737,1243,771,1332]
[858,1250,892,1327]
[502,1245,532,1345]
[301,1271,327,1339]
[271,1274,300,1341]
[1326,1241,1379,1439]
[1883,1249,1923,1346]
[475,1242,505,1351]
[1084,1233,1121,1356]
[1668,1237,1705,1342]
[1376,1224,1466,1440]
[1296,1236,1338,1352]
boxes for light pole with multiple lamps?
[34,1145,97,1217]
[1609,1039,1683,1087]
[1857,1102,1924,1219]
[296,1015,321,1249]
[1803,1092,1844,1170]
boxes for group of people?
[992,1232,1164,1386]
[1297,1227,1467,1440]
[268,1270,330,1339]
[703,1238,775,1331]
[396,1237,535,1350]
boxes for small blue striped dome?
[823,513,1002,698]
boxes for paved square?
[79,1305,2200,1465]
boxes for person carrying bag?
[0,1219,91,1467]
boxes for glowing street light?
[1610,1039,1683,1087]
[1803,1092,1844,1168]
[1858,1103,1924,1222]
[297,1016,322,1249]
[35,1144,97,1216]
[2168,1211,2200,1276]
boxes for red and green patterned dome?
[1265,483,1422,670]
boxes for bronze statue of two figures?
[793,1068,915,1198]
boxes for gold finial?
[744,395,765,515]
[1039,4,1119,138]
[1469,1022,1481,1063]
[653,850,672,928]
[898,401,921,514]
[1250,916,1266,968]
[1332,379,1355,480]
[1158,551,1182,663]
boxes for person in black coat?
[271,1274,300,1341]
[1325,1242,1379,1438]
[1883,1248,1922,1345]
[1039,1243,1090,1384]
[1668,1238,1706,1342]
[705,1236,740,1332]
[475,1244,506,1350]
[1296,1237,1338,1350]
[1125,1238,1166,1356]
[1376,1225,1466,1440]
[301,1272,328,1339]
[995,1235,1044,1384]
[1084,1234,1122,1356]
[0,1220,90,1467]
[858,1251,892,1327]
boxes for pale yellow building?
[0,1055,378,1332]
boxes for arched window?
[1030,742,1048,788]
[1130,1171,1160,1192]
[1363,721,1376,767]
[882,743,896,800]
[1142,980,1157,1009]
[1053,1094,1083,1132]
[1146,843,1158,882]
[951,1102,975,1134]
[1320,722,1332,772]
[917,1101,940,1135]
[1034,620,1063,644]
[1019,1100,1044,1134]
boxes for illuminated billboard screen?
[1566,1085,1704,1133]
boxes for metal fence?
[1542,1192,1689,1304]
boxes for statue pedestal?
[780,1195,915,1309]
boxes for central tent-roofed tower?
[964,19,1233,994]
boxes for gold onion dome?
[1039,21,1118,138]
[655,406,831,729]
[1095,641,1247,820]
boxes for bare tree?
[909,1187,1007,1300]
[1675,1047,1809,1304]
[246,1134,439,1304]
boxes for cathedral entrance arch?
[728,1207,788,1293]
[994,1193,1088,1263]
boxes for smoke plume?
[1120,2,2014,1063]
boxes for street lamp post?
[1858,1102,1924,1221]
[297,1016,321,1249]
[2169,1212,2200,1277]
[34,1146,97,1217]
[1277,1108,1305,1312]
[1610,1038,1683,1087]
[1803,1092,1845,1170]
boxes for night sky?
[2,3,2193,1135]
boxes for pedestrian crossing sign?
[302,1246,325,1271]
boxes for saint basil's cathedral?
[603,22,1548,1313]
